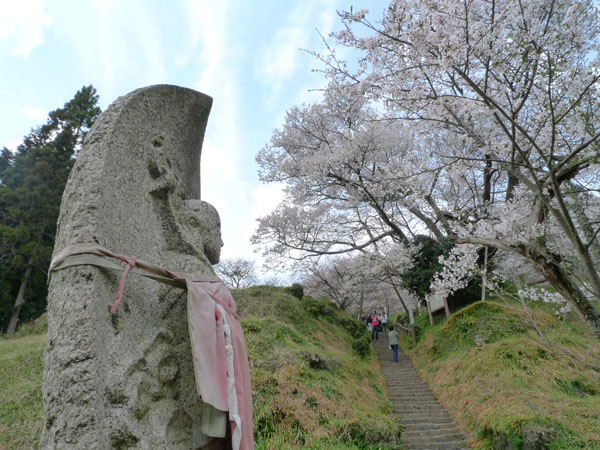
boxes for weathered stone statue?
[41,85,252,450]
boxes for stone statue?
[41,85,250,450]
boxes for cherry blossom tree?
[302,257,370,311]
[255,0,600,334]
[215,257,257,289]
[301,246,416,315]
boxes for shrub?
[351,335,371,358]
[339,317,367,339]
[339,416,403,447]
[401,235,453,299]
[286,283,304,300]
[303,297,337,321]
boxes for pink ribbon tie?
[110,255,137,314]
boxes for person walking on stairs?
[388,325,399,363]
[371,312,379,340]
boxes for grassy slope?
[0,288,402,449]
[0,333,45,449]
[399,299,600,449]
[235,286,402,449]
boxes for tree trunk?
[568,183,600,269]
[522,245,600,336]
[391,284,410,315]
[483,154,492,203]
[359,290,364,320]
[458,236,600,336]
[6,264,32,335]
[481,246,488,302]
[424,195,454,237]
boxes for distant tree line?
[0,86,101,334]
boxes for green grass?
[9,285,600,449]
[0,287,402,449]
[234,287,403,448]
[7,285,600,449]
[0,333,45,450]
[400,299,600,449]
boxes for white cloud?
[182,0,240,186]
[182,0,233,94]
[2,140,22,152]
[249,183,286,219]
[21,104,47,121]
[255,0,342,90]
[188,0,342,262]
[0,0,52,57]
[317,4,337,35]
[255,2,314,89]
[255,0,346,119]
[177,0,208,67]
[182,0,256,259]
[93,0,167,91]
[217,181,286,261]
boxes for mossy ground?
[0,287,401,449]
[399,298,600,449]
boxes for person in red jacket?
[371,312,379,340]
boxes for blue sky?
[0,0,388,271]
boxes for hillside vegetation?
[0,286,402,449]
[399,298,600,449]
[0,332,45,448]
[6,285,599,449]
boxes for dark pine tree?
[401,235,453,301]
[0,86,101,334]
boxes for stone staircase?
[373,337,469,449]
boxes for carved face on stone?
[181,200,224,264]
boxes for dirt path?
[373,336,469,450]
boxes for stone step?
[389,390,434,394]
[402,427,465,438]
[384,374,424,378]
[404,440,468,450]
[385,379,428,385]
[387,381,427,387]
[402,419,456,432]
[385,377,426,380]
[395,414,454,424]
[394,409,450,416]
[390,385,430,390]
[396,414,453,421]
[389,392,437,398]
[389,390,434,395]
[393,404,444,412]
[389,387,432,392]
[402,431,467,444]
[391,399,439,405]
[385,377,427,383]
[387,379,427,382]
[395,403,447,411]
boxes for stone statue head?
[180,199,224,264]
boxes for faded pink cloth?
[49,244,254,450]
[186,279,253,450]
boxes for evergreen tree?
[0,86,101,334]
[401,236,452,301]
